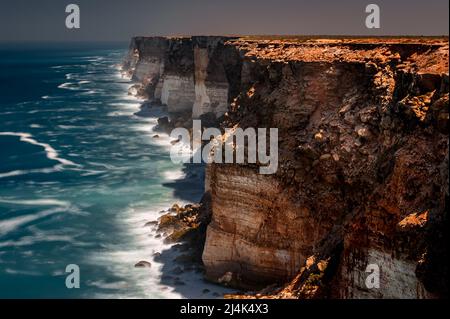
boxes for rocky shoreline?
[123,36,449,299]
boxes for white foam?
[0,132,80,167]
[107,111,134,117]
[51,270,64,276]
[85,205,178,298]
[84,57,104,62]
[28,108,80,114]
[86,280,130,290]
[85,203,234,298]
[0,198,69,206]
[58,82,77,90]
[0,234,74,248]
[132,122,156,133]
[107,100,142,117]
[4,268,41,276]
[109,102,141,109]
[0,167,58,179]
[0,206,66,236]
[57,125,79,130]
[150,131,193,163]
[163,170,186,181]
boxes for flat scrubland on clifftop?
[231,37,448,72]
[123,36,449,299]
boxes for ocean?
[0,43,228,298]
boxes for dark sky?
[0,0,448,42]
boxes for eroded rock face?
[202,38,449,298]
[123,36,240,118]
[203,165,309,288]
[125,36,449,298]
[123,36,168,100]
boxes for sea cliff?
[123,36,449,298]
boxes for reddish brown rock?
[125,36,449,298]
[202,37,448,298]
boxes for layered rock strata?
[124,36,449,298]
[123,36,240,119]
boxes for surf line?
[0,132,80,167]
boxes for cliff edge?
[123,36,449,298]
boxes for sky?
[0,0,448,42]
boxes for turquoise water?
[0,44,226,298]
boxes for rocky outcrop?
[125,36,449,298]
[156,194,213,268]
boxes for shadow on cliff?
[135,102,205,202]
[162,161,205,203]
[151,240,234,298]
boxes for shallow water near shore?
[0,44,231,298]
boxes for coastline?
[121,36,449,299]
[123,67,235,298]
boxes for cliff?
[123,36,449,298]
[123,36,241,119]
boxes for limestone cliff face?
[123,36,240,118]
[203,164,307,288]
[124,37,449,298]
